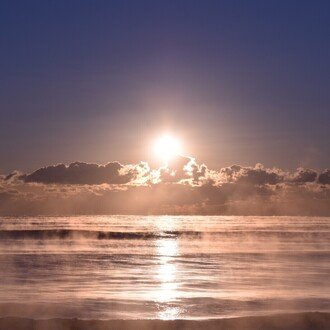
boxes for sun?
[154,134,182,161]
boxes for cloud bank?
[1,156,329,216]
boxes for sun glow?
[154,134,182,161]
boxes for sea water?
[0,216,329,319]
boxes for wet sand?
[0,312,329,330]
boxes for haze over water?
[0,215,329,320]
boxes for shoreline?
[0,312,329,330]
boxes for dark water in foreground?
[0,216,329,320]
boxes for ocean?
[0,216,329,320]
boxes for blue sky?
[1,0,329,172]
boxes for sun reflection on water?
[156,239,178,303]
[153,217,182,319]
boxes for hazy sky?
[1,0,329,173]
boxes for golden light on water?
[153,217,182,319]
[155,239,180,319]
[157,239,178,258]
[155,239,178,301]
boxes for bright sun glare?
[154,134,182,161]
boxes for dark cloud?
[318,169,330,185]
[219,164,283,185]
[20,162,137,185]
[237,165,283,185]
[290,168,318,183]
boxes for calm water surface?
[0,216,329,319]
